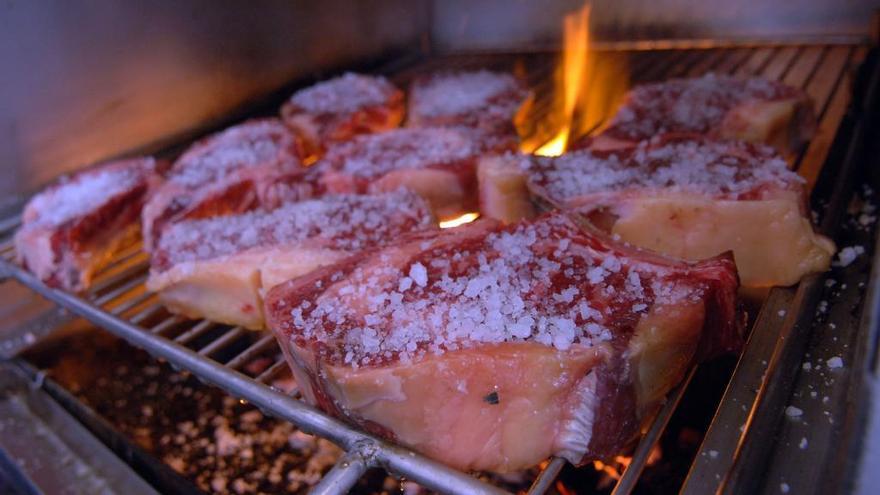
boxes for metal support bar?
[310,450,374,495]
[613,367,697,495]
[527,457,566,495]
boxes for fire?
[522,2,629,156]
[439,212,479,229]
[591,445,662,485]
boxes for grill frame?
[0,40,876,495]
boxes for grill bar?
[527,457,566,495]
[0,41,868,495]
[311,451,375,495]
[612,367,697,495]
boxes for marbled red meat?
[316,128,485,221]
[15,157,161,291]
[478,136,834,286]
[406,70,527,151]
[148,190,436,329]
[573,73,815,156]
[281,73,404,161]
[265,212,740,472]
[141,119,313,251]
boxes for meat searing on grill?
[406,70,527,150]
[573,73,816,157]
[15,157,161,291]
[478,136,835,286]
[141,118,313,251]
[315,127,487,221]
[265,212,741,472]
[281,73,405,162]
[148,190,436,329]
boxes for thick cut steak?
[406,70,527,151]
[265,213,740,472]
[479,136,834,286]
[574,73,815,156]
[148,191,435,329]
[15,157,161,291]
[281,73,404,162]
[141,119,312,251]
[316,128,486,221]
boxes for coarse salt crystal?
[409,262,428,287]
[826,356,843,369]
[785,406,803,417]
[834,245,865,267]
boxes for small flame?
[439,212,480,229]
[591,446,662,485]
[535,3,591,157]
[522,2,629,156]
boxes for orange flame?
[524,2,629,156]
[439,212,480,229]
[591,446,662,483]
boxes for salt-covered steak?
[576,73,815,156]
[15,157,161,291]
[265,213,740,472]
[479,137,834,286]
[142,119,313,251]
[316,128,485,221]
[280,73,404,162]
[148,191,435,330]
[406,70,527,150]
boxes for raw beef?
[265,212,740,472]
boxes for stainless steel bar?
[611,366,697,495]
[88,261,148,296]
[91,246,145,279]
[310,451,373,495]
[225,334,277,370]
[734,46,777,76]
[173,319,216,345]
[761,45,802,81]
[798,46,866,189]
[150,315,184,335]
[254,359,288,383]
[526,457,566,495]
[198,326,246,356]
[91,273,148,306]
[109,290,156,316]
[130,302,165,325]
[0,215,21,236]
[0,262,510,495]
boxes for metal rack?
[0,41,873,494]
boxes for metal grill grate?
[0,41,871,495]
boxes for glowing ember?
[526,2,629,156]
[591,445,662,487]
[439,212,479,229]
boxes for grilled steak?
[478,136,834,286]
[316,127,487,221]
[265,212,740,472]
[281,73,405,162]
[575,73,815,156]
[15,157,161,291]
[406,70,527,150]
[148,191,436,329]
[141,119,313,251]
